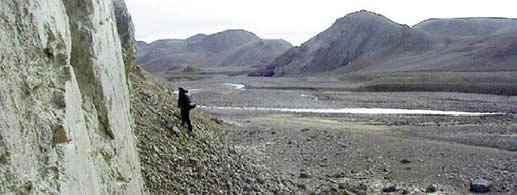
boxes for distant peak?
[358,9,373,13]
[348,9,380,16]
[333,10,405,28]
[210,29,260,39]
[223,29,250,32]
[191,33,207,37]
[186,33,208,42]
[218,29,257,36]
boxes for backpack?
[184,92,196,109]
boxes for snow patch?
[224,83,245,90]
[201,106,504,116]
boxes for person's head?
[178,87,187,94]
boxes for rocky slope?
[252,10,516,77]
[413,17,517,37]
[128,64,299,194]
[0,0,144,194]
[137,30,292,73]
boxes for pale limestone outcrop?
[0,0,144,194]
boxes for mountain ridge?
[262,10,438,76]
[413,17,517,37]
[251,10,515,78]
[137,29,292,73]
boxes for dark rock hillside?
[253,10,516,77]
[137,30,292,73]
[250,10,516,95]
[128,64,297,194]
[260,10,438,76]
[413,17,517,37]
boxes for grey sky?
[126,0,517,46]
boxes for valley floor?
[167,72,516,194]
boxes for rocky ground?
[226,113,516,194]
[168,72,516,194]
[128,65,302,194]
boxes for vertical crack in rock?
[63,0,114,140]
[1,0,144,194]
[62,0,145,193]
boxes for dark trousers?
[181,108,192,131]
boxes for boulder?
[382,184,398,193]
[470,179,492,193]
[425,184,438,193]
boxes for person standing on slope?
[178,87,196,134]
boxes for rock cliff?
[0,0,144,194]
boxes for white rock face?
[0,0,145,194]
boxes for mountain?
[253,10,438,76]
[413,17,516,37]
[253,10,516,78]
[136,30,292,73]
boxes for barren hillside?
[251,10,516,95]
[137,30,292,73]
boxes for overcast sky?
[126,0,517,46]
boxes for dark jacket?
[178,88,194,109]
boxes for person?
[178,87,196,133]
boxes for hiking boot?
[188,130,196,138]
